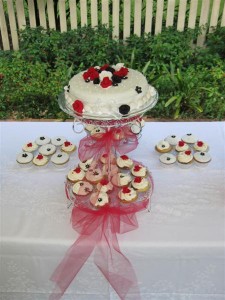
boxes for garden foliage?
[0,25,224,120]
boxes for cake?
[177,150,193,164]
[72,181,93,196]
[22,141,38,152]
[193,140,208,152]
[51,152,70,166]
[90,191,109,208]
[39,144,56,156]
[111,172,132,187]
[67,167,85,182]
[118,187,138,203]
[63,63,157,120]
[175,141,189,152]
[155,140,172,153]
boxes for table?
[0,121,225,300]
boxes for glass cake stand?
[58,88,158,211]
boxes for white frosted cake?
[63,63,157,120]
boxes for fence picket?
[166,0,175,27]
[177,0,187,31]
[59,0,67,32]
[123,0,131,40]
[209,0,221,32]
[0,0,10,50]
[155,0,164,35]
[47,0,56,29]
[27,0,37,28]
[197,0,210,46]
[112,0,120,39]
[80,0,88,26]
[134,0,142,36]
[7,0,19,50]
[69,0,78,29]
[188,0,198,29]
[91,0,98,28]
[101,0,109,27]
[37,0,47,29]
[222,3,225,26]
[15,0,26,30]
[144,0,153,34]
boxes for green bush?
[0,25,224,120]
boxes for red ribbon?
[50,179,152,300]
[78,126,138,162]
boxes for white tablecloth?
[0,121,225,300]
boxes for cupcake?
[96,178,113,193]
[50,152,70,166]
[39,144,56,156]
[165,134,180,146]
[131,164,147,177]
[35,136,51,146]
[116,155,133,169]
[22,142,38,153]
[85,168,104,184]
[90,191,109,208]
[32,154,48,166]
[67,166,85,182]
[177,150,193,164]
[175,141,189,152]
[194,152,211,163]
[118,186,138,203]
[181,133,197,144]
[72,181,93,196]
[61,141,76,153]
[79,158,96,171]
[131,177,150,192]
[90,127,106,139]
[193,140,208,152]
[16,152,33,165]
[159,153,176,165]
[51,136,67,147]
[111,172,132,187]
[155,140,172,153]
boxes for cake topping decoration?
[197,141,203,147]
[134,165,142,172]
[64,141,71,147]
[100,179,109,185]
[185,150,191,155]
[74,167,81,173]
[135,86,142,94]
[27,143,32,147]
[119,104,130,115]
[97,198,103,202]
[72,100,84,114]
[37,154,43,160]
[134,177,142,183]
[200,152,205,156]
[122,187,131,194]
[22,153,28,158]
[57,154,62,157]
[178,141,185,147]
[121,155,129,160]
[40,137,45,140]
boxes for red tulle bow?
[49,181,152,300]
[78,126,138,162]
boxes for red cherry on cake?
[178,141,185,147]
[64,141,71,147]
[134,177,142,183]
[27,142,33,147]
[185,150,191,155]
[37,154,43,160]
[100,179,109,185]
[103,153,108,158]
[121,155,129,160]
[197,141,203,147]
[122,187,131,193]
[134,165,142,172]
[74,167,81,173]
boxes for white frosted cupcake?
[39,144,56,156]
[131,164,147,177]
[111,172,132,187]
[51,152,70,166]
[16,152,33,165]
[51,136,67,146]
[155,140,172,153]
[116,155,133,169]
[35,136,51,146]
[175,141,189,152]
[33,154,48,166]
[61,141,76,153]
[90,192,109,208]
[181,133,197,144]
[165,135,180,146]
[79,158,96,171]
[72,181,93,196]
[90,127,106,139]
[67,167,85,182]
[177,150,193,164]
[96,179,114,193]
[194,152,211,163]
[22,142,38,153]
[131,177,150,192]
[193,140,209,152]
[118,187,138,203]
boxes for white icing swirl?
[193,141,208,152]
[119,188,137,202]
[90,192,109,207]
[112,173,132,186]
[177,151,193,164]
[132,177,149,190]
[117,156,133,168]
[175,141,189,152]
[67,168,85,181]
[131,165,147,177]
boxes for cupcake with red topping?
[100,153,116,164]
[193,140,209,152]
[118,186,138,203]
[131,164,147,177]
[22,142,38,153]
[96,178,113,193]
[131,177,150,192]
[61,141,76,153]
[175,140,189,152]
[32,153,48,166]
[67,167,85,183]
[177,150,193,164]
[116,155,133,169]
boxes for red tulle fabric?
[50,180,152,300]
[78,126,138,162]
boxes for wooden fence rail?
[0,0,225,51]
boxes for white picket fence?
[0,0,225,51]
